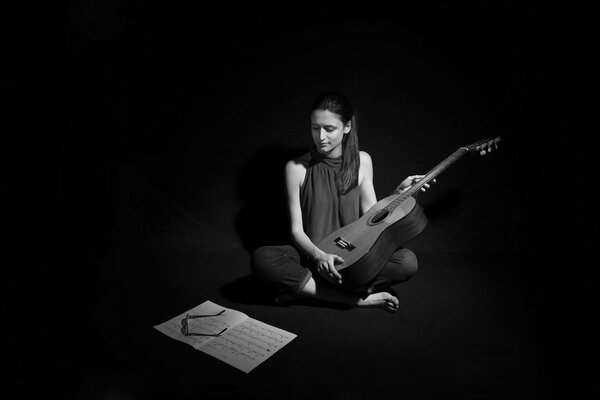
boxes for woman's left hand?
[397,175,436,193]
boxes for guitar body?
[315,136,501,293]
[317,195,428,292]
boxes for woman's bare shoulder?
[359,151,373,169]
[286,152,310,170]
[285,152,310,182]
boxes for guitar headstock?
[462,136,501,155]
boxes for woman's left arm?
[359,151,378,214]
[359,152,436,215]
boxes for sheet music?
[200,318,297,373]
[153,300,248,349]
[154,301,297,373]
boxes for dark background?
[2,1,598,399]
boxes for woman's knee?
[250,245,300,279]
[390,248,418,277]
[250,246,271,277]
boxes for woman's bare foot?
[357,292,399,312]
[297,277,399,312]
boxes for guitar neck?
[387,136,500,210]
[402,148,468,197]
[386,148,468,213]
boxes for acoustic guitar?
[317,137,501,292]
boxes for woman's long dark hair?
[310,91,359,195]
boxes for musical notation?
[154,301,297,373]
[200,318,296,372]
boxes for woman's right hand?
[314,252,344,285]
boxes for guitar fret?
[386,149,467,212]
[318,136,500,291]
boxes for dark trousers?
[251,245,418,295]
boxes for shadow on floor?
[219,273,400,312]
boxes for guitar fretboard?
[385,148,468,212]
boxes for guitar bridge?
[334,237,355,251]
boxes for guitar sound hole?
[370,209,390,225]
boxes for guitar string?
[384,149,467,213]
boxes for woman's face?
[310,109,351,158]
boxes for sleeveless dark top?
[299,147,361,244]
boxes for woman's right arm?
[285,160,343,284]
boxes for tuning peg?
[487,146,492,152]
[480,149,487,155]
